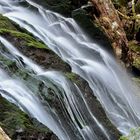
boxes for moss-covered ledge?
[0,29,48,49]
[0,14,70,72]
[0,14,49,50]
[0,14,17,31]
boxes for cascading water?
[0,0,140,139]
[0,36,112,140]
[0,36,70,140]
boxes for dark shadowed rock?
[0,95,59,140]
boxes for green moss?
[65,72,78,81]
[0,14,17,30]
[119,137,129,140]
[119,128,140,140]
[0,29,49,49]
[128,41,140,52]
[133,57,140,69]
[0,14,49,50]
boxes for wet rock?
[0,25,70,72]
[0,14,70,72]
[0,95,59,140]
[65,73,121,139]
[30,0,72,17]
[72,8,113,53]
[32,0,88,17]
[0,127,11,140]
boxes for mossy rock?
[133,57,140,70]
[33,0,72,17]
[0,14,17,30]
[129,41,140,52]
[32,0,88,17]
[0,14,49,50]
[0,29,49,49]
[0,95,56,139]
[65,72,78,81]
[45,0,72,16]
[119,127,140,140]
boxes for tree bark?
[90,0,132,66]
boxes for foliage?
[65,72,77,81]
[120,128,140,140]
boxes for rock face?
[0,127,11,140]
[0,95,59,140]
[72,8,113,53]
[33,0,88,17]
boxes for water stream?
[0,36,111,140]
[0,0,140,139]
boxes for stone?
[0,127,11,140]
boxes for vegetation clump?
[0,14,49,50]
[120,128,140,140]
[0,14,17,30]
[65,72,78,81]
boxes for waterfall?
[0,36,112,140]
[0,0,140,139]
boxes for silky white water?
[0,36,70,140]
[0,0,140,138]
[0,36,112,140]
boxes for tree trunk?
[90,0,132,66]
